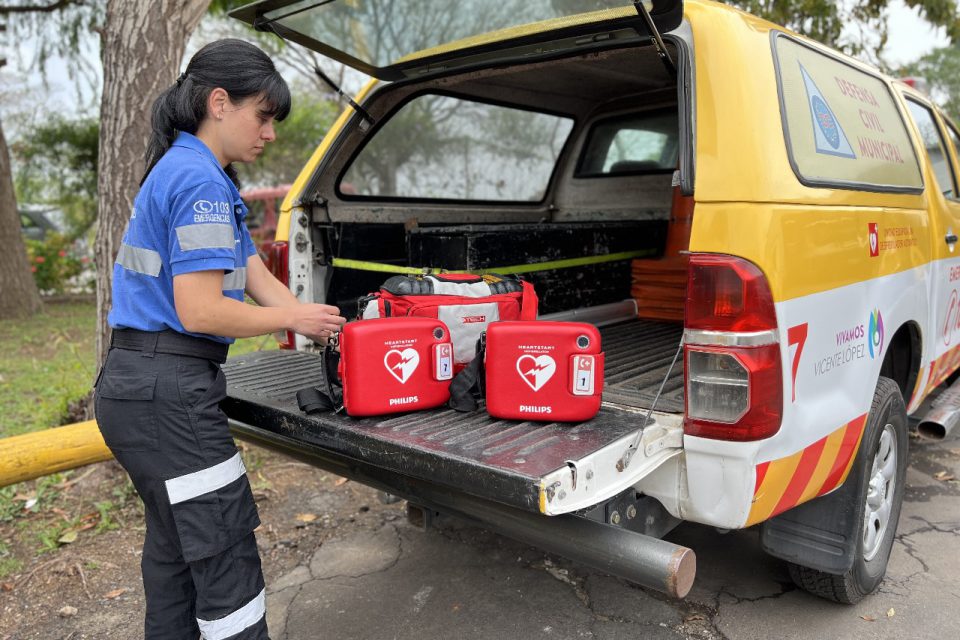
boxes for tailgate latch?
[641,425,683,457]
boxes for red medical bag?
[359,273,538,368]
[336,317,454,416]
[484,321,604,422]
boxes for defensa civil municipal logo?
[799,63,856,159]
[868,309,884,359]
[812,96,840,148]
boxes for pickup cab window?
[338,94,574,202]
[945,120,960,185]
[905,99,958,199]
[576,110,678,176]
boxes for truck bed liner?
[223,318,684,512]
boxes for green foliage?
[0,486,21,523]
[904,0,960,42]
[723,1,960,63]
[23,234,89,294]
[901,45,960,122]
[92,500,120,533]
[11,115,99,239]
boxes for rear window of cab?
[772,33,923,193]
[576,110,679,177]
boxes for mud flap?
[760,470,862,574]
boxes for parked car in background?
[240,184,291,260]
[19,206,63,242]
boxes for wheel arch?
[879,320,922,406]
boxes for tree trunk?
[0,114,44,320]
[94,0,209,372]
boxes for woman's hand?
[289,304,346,341]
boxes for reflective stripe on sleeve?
[116,243,162,277]
[223,267,247,291]
[198,588,266,640]
[176,223,235,251]
[165,452,246,505]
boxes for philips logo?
[519,405,552,414]
[389,396,419,406]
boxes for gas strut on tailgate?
[633,0,677,79]
[616,337,684,472]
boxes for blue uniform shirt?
[109,132,258,344]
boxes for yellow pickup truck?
[224,0,960,602]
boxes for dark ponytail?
[141,38,292,187]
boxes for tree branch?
[0,0,86,15]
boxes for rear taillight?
[685,254,777,333]
[683,254,782,441]
[266,241,296,350]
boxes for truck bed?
[222,318,684,513]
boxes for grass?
[0,299,277,439]
[0,540,23,578]
[0,302,97,438]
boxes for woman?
[94,39,345,640]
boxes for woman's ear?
[207,87,228,121]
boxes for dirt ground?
[0,444,404,640]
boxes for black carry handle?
[448,335,486,412]
[296,345,344,414]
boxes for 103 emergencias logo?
[868,309,884,359]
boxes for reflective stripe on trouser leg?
[194,532,268,640]
[165,452,247,504]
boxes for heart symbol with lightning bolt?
[516,354,556,392]
[384,348,420,384]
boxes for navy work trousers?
[95,345,268,640]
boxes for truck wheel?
[787,376,908,603]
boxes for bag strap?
[520,280,538,320]
[448,335,486,412]
[296,346,344,414]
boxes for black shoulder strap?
[296,346,344,414]
[448,336,486,412]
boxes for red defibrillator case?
[338,317,454,417]
[484,321,604,422]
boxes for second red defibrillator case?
[484,321,604,422]
[338,317,454,417]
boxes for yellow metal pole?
[0,420,113,488]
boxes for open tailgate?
[222,318,684,515]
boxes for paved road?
[265,433,960,640]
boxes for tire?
[788,376,908,603]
